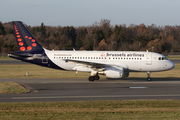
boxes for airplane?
[8,21,175,82]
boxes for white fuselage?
[45,50,175,72]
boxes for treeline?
[1,19,180,54]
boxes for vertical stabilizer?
[12,21,43,52]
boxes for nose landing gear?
[147,72,151,81]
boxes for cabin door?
[146,54,152,65]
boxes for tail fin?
[12,21,44,52]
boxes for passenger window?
[159,57,161,60]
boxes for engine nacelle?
[105,67,124,78]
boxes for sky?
[1,0,180,27]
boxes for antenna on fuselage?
[146,49,149,52]
[73,48,75,51]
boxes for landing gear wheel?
[89,76,95,82]
[94,75,100,80]
[147,78,151,81]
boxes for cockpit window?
[159,57,168,60]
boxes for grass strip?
[0,100,180,120]
[0,82,29,94]
[166,56,180,59]
[0,57,13,60]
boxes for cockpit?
[158,57,168,60]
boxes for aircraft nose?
[169,60,175,69]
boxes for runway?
[0,78,180,102]
[0,59,180,102]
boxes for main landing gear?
[147,71,151,81]
[89,75,100,82]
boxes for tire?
[89,76,95,82]
[147,78,151,81]
[94,75,100,80]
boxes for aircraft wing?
[64,59,112,68]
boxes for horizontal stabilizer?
[8,52,33,58]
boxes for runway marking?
[129,87,148,89]
[12,94,180,99]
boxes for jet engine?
[105,67,124,78]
